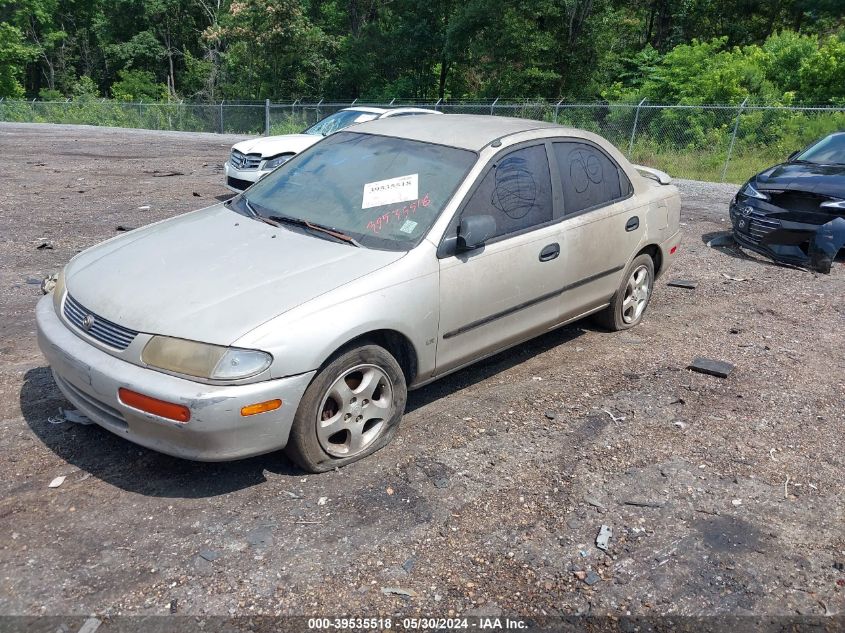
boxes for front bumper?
[35,295,315,461]
[223,162,270,193]
[729,198,816,266]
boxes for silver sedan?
[36,115,681,472]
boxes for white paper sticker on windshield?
[400,220,418,234]
[362,174,419,209]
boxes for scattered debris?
[198,549,220,562]
[386,486,394,495]
[245,526,273,548]
[77,618,101,633]
[623,499,664,508]
[673,420,687,430]
[573,571,586,581]
[150,171,185,177]
[433,477,449,489]
[784,474,791,499]
[36,242,54,250]
[40,273,59,294]
[721,273,748,282]
[595,525,612,552]
[381,587,417,598]
[402,557,416,573]
[584,571,602,586]
[707,234,736,248]
[48,476,66,488]
[48,408,94,425]
[833,562,844,572]
[585,496,607,510]
[169,599,178,614]
[138,205,151,210]
[115,225,135,232]
[602,409,625,423]
[192,191,201,197]
[667,279,698,289]
[688,357,735,378]
[544,411,557,420]
[695,506,720,516]
[317,496,328,506]
[731,499,743,506]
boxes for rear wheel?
[284,345,407,472]
[594,254,655,331]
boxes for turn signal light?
[669,245,678,255]
[240,399,282,417]
[118,388,191,423]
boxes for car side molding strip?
[442,265,624,340]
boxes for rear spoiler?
[634,165,672,185]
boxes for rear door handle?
[539,243,560,262]
[626,216,640,232]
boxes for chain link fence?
[2,97,844,184]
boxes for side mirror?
[787,150,800,161]
[457,215,496,251]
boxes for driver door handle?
[539,243,560,262]
[626,216,640,232]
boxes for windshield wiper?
[266,214,360,246]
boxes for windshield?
[304,110,379,136]
[243,132,477,251]
[795,133,845,165]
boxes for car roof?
[340,106,388,115]
[378,107,443,117]
[349,114,562,151]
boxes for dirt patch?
[0,122,844,618]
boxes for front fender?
[234,244,440,384]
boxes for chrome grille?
[744,209,780,244]
[63,294,139,350]
[230,150,262,170]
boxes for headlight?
[262,154,293,170]
[142,336,272,380]
[820,198,845,210]
[52,268,66,313]
[739,181,769,200]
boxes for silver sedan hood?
[65,204,404,345]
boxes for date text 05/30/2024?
[307,617,529,630]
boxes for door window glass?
[461,144,553,240]
[553,142,629,215]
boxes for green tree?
[0,23,37,97]
[798,36,845,105]
[111,68,168,100]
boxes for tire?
[284,344,407,472]
[594,254,655,331]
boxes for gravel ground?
[1,123,844,619]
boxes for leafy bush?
[111,70,168,102]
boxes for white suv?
[224,107,441,192]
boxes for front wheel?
[284,344,407,472]
[594,254,655,331]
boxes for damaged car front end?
[730,132,845,273]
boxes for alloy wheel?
[621,264,651,324]
[316,364,394,458]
